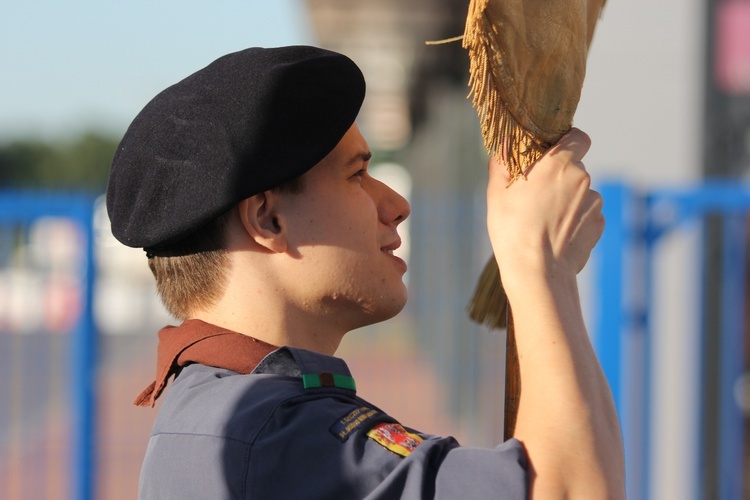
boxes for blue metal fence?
[0,191,97,500]
[595,181,749,500]
[2,182,748,499]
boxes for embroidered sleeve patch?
[366,423,423,457]
[330,406,380,442]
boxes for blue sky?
[0,1,313,142]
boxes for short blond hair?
[147,175,306,319]
[147,210,232,320]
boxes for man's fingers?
[488,128,591,187]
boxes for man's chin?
[367,291,408,326]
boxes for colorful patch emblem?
[367,423,423,457]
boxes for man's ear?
[237,193,288,253]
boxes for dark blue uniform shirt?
[138,347,528,499]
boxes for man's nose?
[374,179,410,225]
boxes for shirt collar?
[134,319,278,407]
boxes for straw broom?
[460,0,606,439]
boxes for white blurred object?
[93,195,172,335]
[733,371,750,415]
[0,197,172,336]
[369,162,412,270]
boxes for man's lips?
[381,238,407,271]
[380,238,402,254]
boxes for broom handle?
[466,258,519,439]
[504,303,520,440]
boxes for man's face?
[276,123,410,331]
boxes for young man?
[108,46,625,498]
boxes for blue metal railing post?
[595,182,640,498]
[595,182,628,416]
[70,198,97,500]
[0,191,97,500]
[718,214,745,500]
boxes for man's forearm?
[506,269,625,499]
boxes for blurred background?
[1,0,749,498]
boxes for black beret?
[107,46,365,250]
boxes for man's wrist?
[497,254,578,295]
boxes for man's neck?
[190,305,345,356]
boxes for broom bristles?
[467,257,507,329]
[462,0,549,184]
[463,0,550,324]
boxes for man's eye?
[353,169,366,178]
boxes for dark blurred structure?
[0,133,116,191]
[702,0,750,498]
[307,0,468,152]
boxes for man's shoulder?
[140,348,530,499]
[151,347,365,443]
[152,362,302,441]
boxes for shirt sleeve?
[248,392,528,499]
[362,435,528,499]
[433,439,528,499]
